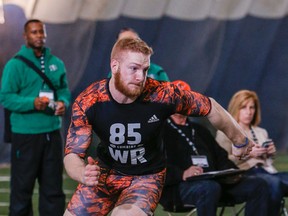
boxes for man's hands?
[34,96,65,115]
[82,156,101,186]
[183,166,203,181]
[34,96,49,110]
[54,101,65,116]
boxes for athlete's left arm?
[206,98,254,158]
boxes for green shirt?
[0,45,71,134]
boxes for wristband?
[233,137,249,148]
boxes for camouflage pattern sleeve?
[159,83,211,116]
[173,85,211,116]
[65,100,92,158]
[143,79,211,116]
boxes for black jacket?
[160,117,237,211]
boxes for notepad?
[186,168,246,182]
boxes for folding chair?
[280,198,288,216]
[161,203,197,216]
[159,185,197,216]
[160,186,245,216]
[161,201,244,216]
[218,200,245,216]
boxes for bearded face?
[114,67,144,98]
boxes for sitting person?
[216,89,288,215]
[160,81,270,216]
[107,27,170,81]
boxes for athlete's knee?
[63,209,73,216]
[111,204,147,216]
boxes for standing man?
[0,19,71,216]
[64,37,252,216]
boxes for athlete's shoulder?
[144,78,173,91]
[142,78,175,102]
[75,79,110,109]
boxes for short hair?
[118,27,138,38]
[227,90,261,126]
[111,38,153,61]
[24,19,43,32]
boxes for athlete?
[63,37,253,216]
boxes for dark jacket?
[160,117,237,210]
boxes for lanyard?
[167,118,199,155]
[250,127,259,144]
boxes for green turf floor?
[1,153,288,216]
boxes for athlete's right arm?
[64,153,100,186]
[206,98,253,159]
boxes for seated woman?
[216,89,288,215]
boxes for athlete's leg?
[111,204,146,216]
[66,167,119,216]
[112,169,166,216]
[63,209,73,216]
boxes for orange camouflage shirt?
[65,78,211,175]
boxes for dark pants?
[246,166,288,215]
[9,131,65,216]
[179,176,269,216]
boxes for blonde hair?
[111,38,153,61]
[228,90,261,126]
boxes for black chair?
[160,185,245,216]
[218,200,245,216]
[160,201,245,216]
[160,185,197,216]
[280,198,288,216]
[161,201,197,216]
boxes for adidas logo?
[148,115,159,123]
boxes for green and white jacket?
[0,45,71,134]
